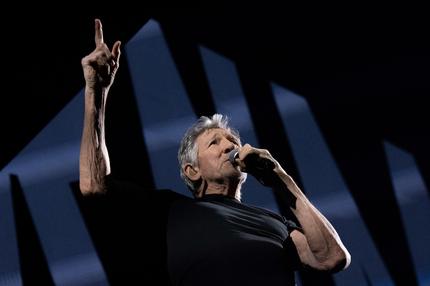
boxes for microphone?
[228,149,240,166]
[228,149,275,174]
[228,149,279,187]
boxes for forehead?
[196,128,237,144]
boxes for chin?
[224,168,242,179]
[225,170,246,186]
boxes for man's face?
[195,128,242,184]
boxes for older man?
[79,19,350,286]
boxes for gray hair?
[178,114,241,194]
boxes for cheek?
[198,153,219,174]
[200,157,215,171]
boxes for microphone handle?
[244,153,276,173]
[229,150,277,186]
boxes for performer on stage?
[79,18,351,286]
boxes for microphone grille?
[228,149,239,165]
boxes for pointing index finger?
[94,18,104,45]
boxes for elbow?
[319,249,352,273]
[341,248,352,271]
[79,180,107,196]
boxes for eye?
[209,139,218,146]
[228,137,239,145]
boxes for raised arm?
[79,19,121,195]
[236,144,351,272]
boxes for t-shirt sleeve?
[73,174,156,248]
[284,219,303,233]
[71,175,173,285]
[104,173,154,197]
[281,217,302,270]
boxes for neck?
[198,179,242,201]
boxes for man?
[79,19,351,285]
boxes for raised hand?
[81,19,121,89]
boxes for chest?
[167,200,289,264]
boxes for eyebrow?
[206,133,218,147]
[227,134,239,143]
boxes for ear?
[184,164,201,182]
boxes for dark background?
[1,2,429,285]
[3,3,429,174]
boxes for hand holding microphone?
[229,144,277,186]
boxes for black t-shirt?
[74,177,300,285]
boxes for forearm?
[275,168,350,270]
[79,85,111,195]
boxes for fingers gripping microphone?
[229,150,275,172]
[229,150,275,186]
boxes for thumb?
[112,41,121,62]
